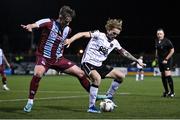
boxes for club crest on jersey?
[110,43,113,47]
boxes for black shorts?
[81,62,113,79]
[158,60,173,72]
[137,68,143,72]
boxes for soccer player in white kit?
[65,19,146,113]
[131,56,144,81]
[0,48,11,90]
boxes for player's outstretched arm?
[130,61,136,66]
[117,48,146,67]
[64,32,90,48]
[21,23,38,32]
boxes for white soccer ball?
[99,99,114,112]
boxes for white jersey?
[137,58,143,69]
[0,48,3,65]
[81,30,122,66]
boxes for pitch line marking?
[0,95,88,102]
[9,90,87,94]
[0,90,131,103]
[8,90,131,95]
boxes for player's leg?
[164,70,175,97]
[136,71,139,81]
[24,57,47,112]
[81,62,101,113]
[159,63,169,97]
[97,69,124,108]
[64,65,90,92]
[140,70,144,80]
[29,65,46,98]
[87,70,101,113]
[0,65,9,90]
[24,65,46,112]
[164,61,175,97]
[161,72,169,97]
[55,57,91,92]
[106,69,125,99]
[2,74,10,91]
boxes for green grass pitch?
[0,75,180,119]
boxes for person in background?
[155,28,175,98]
[0,47,11,90]
[131,55,144,81]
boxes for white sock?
[106,80,121,98]
[28,99,34,104]
[136,74,139,80]
[89,85,98,108]
[141,74,144,80]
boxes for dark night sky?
[0,0,180,54]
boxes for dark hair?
[59,5,76,18]
[157,28,164,32]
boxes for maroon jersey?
[35,18,71,60]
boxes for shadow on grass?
[0,106,35,118]
[42,105,85,112]
[122,93,180,99]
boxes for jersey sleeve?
[90,30,100,38]
[167,40,174,49]
[35,18,51,28]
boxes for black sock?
[91,84,99,88]
[166,76,174,94]
[114,79,123,84]
[161,76,169,93]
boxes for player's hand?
[162,60,168,64]
[130,62,135,66]
[21,24,33,32]
[64,39,72,48]
[137,59,146,67]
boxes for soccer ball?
[99,99,114,112]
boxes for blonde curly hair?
[105,19,123,31]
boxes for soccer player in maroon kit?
[0,48,11,91]
[21,5,90,112]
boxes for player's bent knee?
[74,70,85,78]
[93,79,101,86]
[118,74,125,80]
[115,78,123,83]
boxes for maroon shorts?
[36,56,76,72]
[0,64,5,74]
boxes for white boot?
[2,84,10,91]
